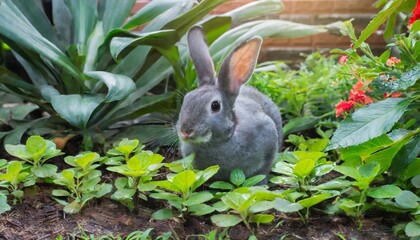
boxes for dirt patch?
[0,184,401,240]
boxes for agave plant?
[0,0,339,148]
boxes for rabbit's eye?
[211,101,221,113]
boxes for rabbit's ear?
[218,37,262,97]
[187,26,216,86]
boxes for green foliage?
[106,147,165,210]
[52,152,112,213]
[249,53,351,135]
[150,165,219,219]
[5,135,62,177]
[0,161,35,211]
[209,169,266,191]
[0,0,337,148]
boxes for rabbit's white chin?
[184,131,212,144]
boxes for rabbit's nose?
[181,129,194,139]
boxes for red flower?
[408,0,420,27]
[336,100,354,117]
[353,78,364,90]
[339,55,348,63]
[349,89,373,105]
[386,57,401,66]
[384,92,402,98]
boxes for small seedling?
[0,161,35,211]
[52,152,112,213]
[150,165,219,220]
[209,169,266,192]
[107,150,165,210]
[5,135,63,177]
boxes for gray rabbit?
[176,26,282,180]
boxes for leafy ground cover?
[1,0,420,239]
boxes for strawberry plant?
[52,152,112,213]
[5,135,63,178]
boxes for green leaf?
[334,165,360,181]
[209,181,234,190]
[272,198,303,212]
[51,94,103,129]
[0,0,83,79]
[188,203,215,216]
[283,116,322,135]
[114,139,139,156]
[192,165,219,191]
[5,144,32,161]
[412,175,420,188]
[26,135,47,159]
[31,164,58,178]
[339,134,393,161]
[85,71,136,102]
[211,214,242,227]
[293,158,316,178]
[298,193,334,208]
[99,0,136,33]
[354,0,403,48]
[371,65,420,94]
[52,189,71,197]
[249,201,273,213]
[242,175,266,187]
[230,169,246,186]
[314,164,335,177]
[0,194,11,214]
[151,208,174,220]
[184,191,214,206]
[63,200,84,214]
[9,104,38,121]
[111,188,136,200]
[172,170,196,194]
[367,185,402,199]
[0,161,23,182]
[327,98,412,150]
[395,191,419,209]
[248,214,274,224]
[223,0,284,24]
[405,221,420,237]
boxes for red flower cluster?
[335,79,373,117]
[386,57,401,66]
[408,0,420,27]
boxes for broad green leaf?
[298,193,333,208]
[83,22,105,73]
[367,185,402,199]
[172,170,196,194]
[405,221,420,237]
[222,0,284,24]
[0,195,11,214]
[110,30,179,60]
[221,192,249,210]
[412,175,420,188]
[52,189,71,197]
[314,164,334,177]
[339,134,393,161]
[74,152,100,170]
[192,165,219,191]
[211,214,242,227]
[313,179,353,190]
[327,98,412,150]
[294,158,316,178]
[230,169,246,186]
[365,136,410,174]
[0,161,22,182]
[85,71,136,102]
[371,65,420,94]
[0,0,83,79]
[150,192,182,202]
[334,165,360,180]
[51,94,103,129]
[64,0,97,54]
[26,135,47,160]
[249,214,274,224]
[188,203,215,216]
[272,198,303,212]
[122,0,177,30]
[99,0,136,33]
[242,175,266,187]
[5,144,32,161]
[184,191,214,206]
[354,0,403,48]
[395,191,419,209]
[249,201,273,213]
[95,183,112,198]
[9,104,39,121]
[392,135,420,179]
[111,188,136,200]
[151,208,174,220]
[115,139,139,156]
[63,200,83,214]
[359,162,381,178]
[283,116,322,136]
[209,181,234,190]
[31,164,57,178]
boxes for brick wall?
[133,0,386,61]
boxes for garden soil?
[0,147,403,239]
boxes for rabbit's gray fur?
[176,26,282,180]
